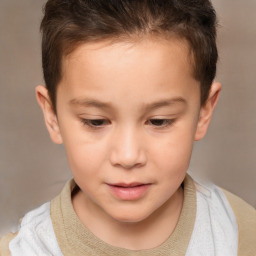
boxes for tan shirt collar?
[50,174,196,256]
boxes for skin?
[36,37,221,250]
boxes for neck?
[72,186,184,250]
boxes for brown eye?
[81,119,109,128]
[148,119,175,127]
[90,119,106,126]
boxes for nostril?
[111,159,147,170]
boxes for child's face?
[37,38,220,223]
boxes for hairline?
[56,33,197,100]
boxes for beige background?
[0,0,255,235]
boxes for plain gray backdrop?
[0,0,255,235]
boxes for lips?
[107,182,151,200]
[112,182,146,188]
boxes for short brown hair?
[40,0,218,112]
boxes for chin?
[109,209,152,224]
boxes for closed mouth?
[106,183,152,200]
[108,182,151,188]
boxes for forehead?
[62,36,193,70]
[58,37,199,107]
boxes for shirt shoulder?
[0,232,18,256]
[191,175,255,256]
[0,202,63,256]
[222,189,256,256]
[187,177,239,255]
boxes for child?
[1,0,255,255]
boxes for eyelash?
[146,119,175,128]
[81,119,110,129]
[80,118,175,129]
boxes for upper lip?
[108,182,150,188]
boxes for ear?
[194,82,222,141]
[35,85,63,144]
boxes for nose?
[109,127,147,169]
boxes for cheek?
[152,128,194,175]
[62,131,108,178]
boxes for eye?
[147,119,175,128]
[81,119,110,128]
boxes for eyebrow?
[69,98,113,110]
[69,97,187,111]
[142,97,187,112]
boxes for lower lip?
[107,184,151,201]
